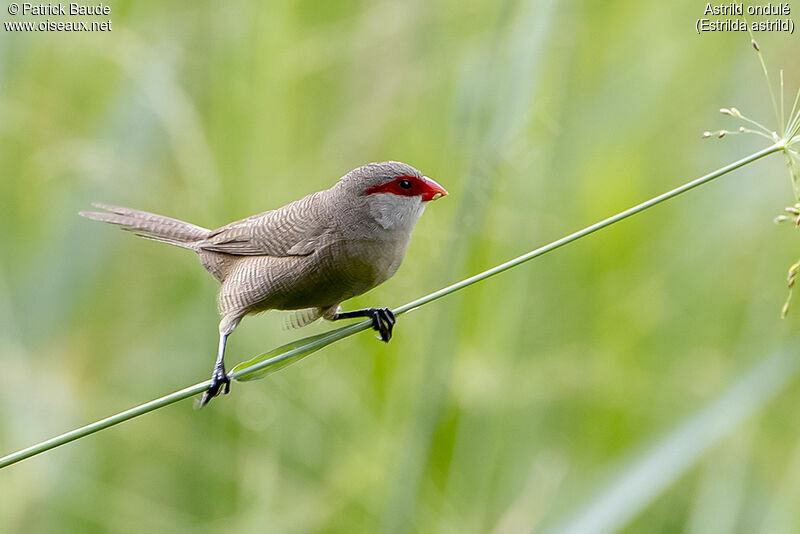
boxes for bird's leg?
[200,333,230,407]
[200,316,240,407]
[333,308,395,342]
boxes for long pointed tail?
[79,203,212,249]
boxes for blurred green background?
[3,1,800,532]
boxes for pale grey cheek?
[375,212,393,230]
[368,198,393,229]
[369,196,425,231]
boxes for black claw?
[382,309,396,327]
[370,312,382,333]
[200,365,231,408]
[371,308,394,342]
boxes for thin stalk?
[0,382,211,470]
[787,87,800,138]
[0,143,783,470]
[781,70,786,134]
[737,114,776,137]
[749,30,782,131]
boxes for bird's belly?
[280,239,405,309]
[217,238,408,314]
[328,237,406,294]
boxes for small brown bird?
[80,162,447,406]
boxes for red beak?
[420,177,448,202]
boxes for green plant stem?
[394,143,783,315]
[0,143,783,470]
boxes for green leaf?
[231,324,360,382]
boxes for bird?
[80,161,448,406]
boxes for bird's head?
[336,161,448,231]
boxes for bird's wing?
[199,193,331,257]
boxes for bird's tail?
[79,203,212,250]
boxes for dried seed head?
[702,131,712,139]
[752,39,760,51]
[775,215,789,223]
[717,130,727,138]
[739,126,746,132]
[782,301,790,318]
[730,107,742,117]
[720,108,732,115]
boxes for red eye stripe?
[364,175,423,197]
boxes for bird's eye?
[398,179,412,190]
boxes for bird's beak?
[420,177,448,202]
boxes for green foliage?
[3,1,800,532]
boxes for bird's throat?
[368,195,426,231]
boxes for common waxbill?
[80,161,447,406]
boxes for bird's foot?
[333,307,396,342]
[199,364,231,408]
[369,308,395,342]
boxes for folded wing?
[199,192,331,257]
